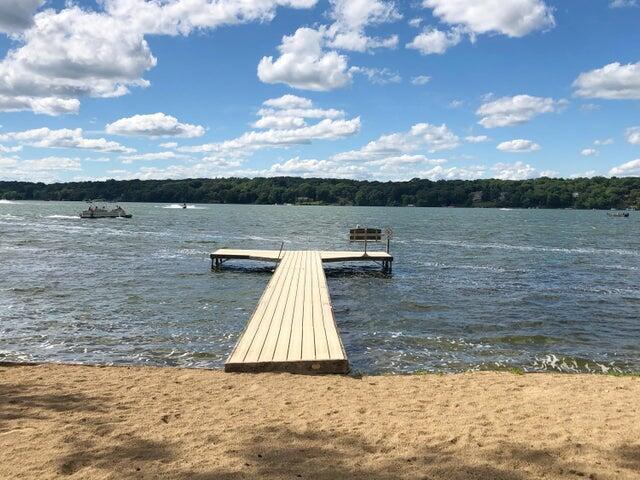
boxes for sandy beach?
[1,363,639,480]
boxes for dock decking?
[212,248,393,374]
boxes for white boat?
[80,203,132,219]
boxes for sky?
[0,0,639,183]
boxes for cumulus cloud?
[0,155,82,183]
[411,75,431,86]
[581,148,598,156]
[491,161,537,180]
[421,0,555,37]
[0,0,43,34]
[625,127,640,145]
[119,151,187,163]
[609,159,640,176]
[594,138,614,146]
[325,0,401,52]
[332,123,459,164]
[406,27,463,55]
[465,135,489,143]
[610,0,637,7]
[350,67,401,85]
[106,113,205,138]
[0,128,134,153]
[496,139,541,153]
[257,27,352,91]
[0,0,319,115]
[0,144,22,153]
[477,95,566,128]
[181,95,359,161]
[573,62,640,100]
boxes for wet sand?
[1,363,639,479]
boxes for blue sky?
[0,0,639,183]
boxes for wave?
[0,199,16,204]
[160,204,206,209]
[416,239,640,257]
[0,213,23,220]
[46,215,79,220]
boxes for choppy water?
[1,201,639,374]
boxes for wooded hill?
[1,176,639,209]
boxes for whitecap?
[161,204,206,209]
[46,215,79,220]
[0,199,16,204]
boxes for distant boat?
[182,203,187,209]
[607,211,629,218]
[80,203,131,219]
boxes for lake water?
[1,200,639,374]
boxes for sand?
[1,364,639,480]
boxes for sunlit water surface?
[1,201,639,374]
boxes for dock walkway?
[212,248,393,374]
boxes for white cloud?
[181,95,359,160]
[332,123,459,163]
[419,164,486,180]
[465,135,489,143]
[568,170,597,179]
[0,0,43,34]
[491,161,537,180]
[609,159,640,176]
[22,156,82,171]
[497,139,541,153]
[120,151,187,163]
[325,0,401,52]
[0,127,134,153]
[267,156,367,178]
[159,142,178,149]
[106,113,205,138]
[448,99,464,109]
[252,116,307,130]
[406,27,463,55]
[573,62,640,100]
[411,75,431,86]
[263,94,313,109]
[408,17,422,28]
[594,138,613,146]
[0,95,81,116]
[625,127,640,145]
[421,0,555,37]
[350,67,401,85]
[0,1,319,115]
[580,103,601,112]
[0,144,22,153]
[581,148,598,156]
[477,95,566,128]
[610,0,637,7]
[257,27,352,91]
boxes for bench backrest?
[349,228,383,243]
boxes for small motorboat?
[80,203,132,219]
[607,211,629,218]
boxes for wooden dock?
[212,248,393,374]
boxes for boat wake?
[46,215,79,220]
[0,199,16,204]
[161,204,205,209]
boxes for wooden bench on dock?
[211,239,393,374]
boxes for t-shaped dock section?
[211,248,393,374]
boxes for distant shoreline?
[1,176,639,209]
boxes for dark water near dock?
[1,201,639,374]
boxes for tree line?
[1,176,639,209]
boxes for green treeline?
[1,176,639,209]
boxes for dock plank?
[217,247,393,374]
[223,249,349,374]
